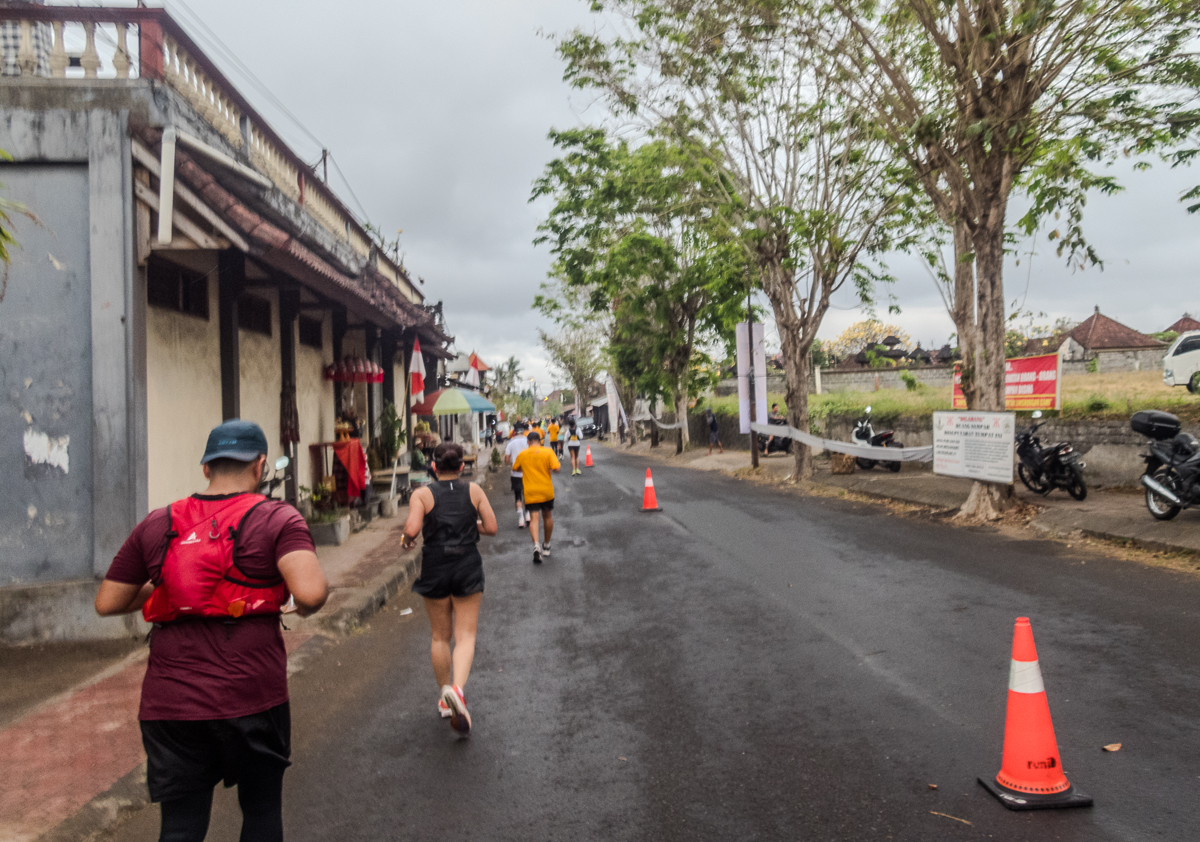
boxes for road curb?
[316,549,422,636]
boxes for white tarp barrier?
[643,414,687,430]
[750,422,934,462]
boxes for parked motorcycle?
[850,406,903,472]
[1016,411,1087,500]
[757,417,793,455]
[257,455,292,500]
[1133,410,1200,520]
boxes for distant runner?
[402,443,498,737]
[504,424,529,527]
[511,431,561,563]
[565,418,583,476]
[706,408,724,456]
[547,418,561,458]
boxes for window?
[238,294,272,337]
[1174,337,1200,356]
[298,315,323,350]
[146,257,209,319]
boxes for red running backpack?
[142,494,290,623]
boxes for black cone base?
[639,507,662,513]
[978,777,1093,811]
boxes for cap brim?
[201,450,264,465]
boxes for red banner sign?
[953,353,1061,410]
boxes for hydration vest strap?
[230,498,284,586]
[155,505,180,585]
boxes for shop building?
[0,5,453,643]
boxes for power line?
[166,0,325,152]
[328,153,371,226]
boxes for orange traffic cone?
[640,468,662,512]
[585,445,594,467]
[979,617,1092,810]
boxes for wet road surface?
[113,447,1200,840]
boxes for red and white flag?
[466,351,482,388]
[410,338,426,404]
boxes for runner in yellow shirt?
[546,419,561,458]
[510,431,561,563]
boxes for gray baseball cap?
[201,419,268,464]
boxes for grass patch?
[702,370,1199,424]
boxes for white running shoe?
[438,698,452,719]
[517,512,525,528]
[532,545,542,564]
[440,684,471,736]
[541,542,551,558]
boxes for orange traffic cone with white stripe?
[585,445,594,467]
[978,617,1092,810]
[640,468,662,512]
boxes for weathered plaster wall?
[239,289,283,461]
[0,164,94,586]
[145,253,222,509]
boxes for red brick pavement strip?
[0,631,314,842]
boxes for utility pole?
[748,280,759,469]
[320,149,329,184]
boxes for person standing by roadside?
[511,431,561,563]
[402,442,498,737]
[706,408,724,456]
[94,420,329,842]
[547,417,561,458]
[565,418,583,476]
[504,423,530,528]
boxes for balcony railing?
[0,5,412,299]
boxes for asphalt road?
[114,447,1200,841]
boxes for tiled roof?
[1168,315,1200,334]
[1068,308,1164,350]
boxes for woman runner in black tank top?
[401,442,497,737]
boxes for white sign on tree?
[736,322,768,435]
[933,412,1015,484]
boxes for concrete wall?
[239,289,283,462]
[1096,348,1166,373]
[145,253,223,509]
[0,164,95,586]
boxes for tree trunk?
[953,203,1013,521]
[759,255,816,481]
[674,391,689,454]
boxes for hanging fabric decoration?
[466,351,482,388]
[410,337,426,404]
[322,356,384,384]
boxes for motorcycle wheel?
[883,441,903,472]
[1017,463,1050,494]
[855,457,877,470]
[1066,472,1087,501]
[1145,469,1182,521]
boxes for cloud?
[178,0,1198,383]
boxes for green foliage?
[1087,357,1099,374]
[1153,331,1180,344]
[532,129,747,416]
[1085,394,1110,413]
[900,370,920,391]
[378,401,407,465]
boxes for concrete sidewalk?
[0,510,420,842]
[616,440,1200,556]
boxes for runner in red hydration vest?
[95,420,328,842]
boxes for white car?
[1163,330,1200,392]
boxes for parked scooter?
[1133,410,1200,520]
[257,455,291,500]
[1016,411,1087,500]
[757,417,793,455]
[850,406,903,472]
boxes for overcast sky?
[164,0,1199,384]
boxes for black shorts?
[709,430,719,444]
[524,499,554,513]
[510,476,524,500]
[140,703,291,803]
[413,545,484,599]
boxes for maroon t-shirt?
[105,493,315,721]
